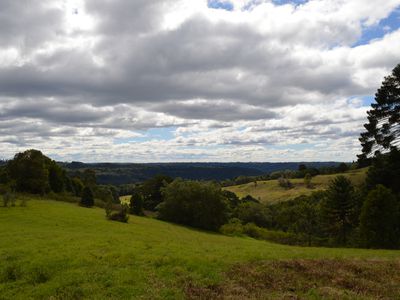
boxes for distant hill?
[60,161,343,185]
[225,168,367,204]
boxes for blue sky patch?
[361,96,375,106]
[207,0,234,11]
[354,8,400,46]
[272,0,308,6]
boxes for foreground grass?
[187,259,400,299]
[1,198,399,299]
[225,168,367,204]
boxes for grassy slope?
[225,168,367,204]
[1,198,399,299]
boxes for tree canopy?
[158,179,228,231]
[359,64,400,163]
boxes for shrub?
[219,218,244,236]
[80,186,94,207]
[106,204,129,223]
[304,173,312,188]
[278,177,292,189]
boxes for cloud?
[0,0,399,161]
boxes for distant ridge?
[60,161,343,185]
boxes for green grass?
[225,168,368,204]
[1,196,399,299]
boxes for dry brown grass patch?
[185,259,400,300]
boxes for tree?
[80,186,94,207]
[129,189,144,215]
[336,163,349,173]
[236,202,269,227]
[359,185,399,249]
[82,169,96,188]
[7,149,50,194]
[291,200,319,246]
[141,175,173,211]
[48,161,65,193]
[298,164,307,172]
[71,177,84,196]
[158,179,228,231]
[322,176,357,245]
[365,148,400,194]
[94,185,114,203]
[358,64,400,163]
[304,173,312,188]
[222,190,240,210]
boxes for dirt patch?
[185,259,400,299]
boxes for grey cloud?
[151,100,278,121]
[0,0,64,49]
[0,0,398,161]
[0,4,389,112]
[0,99,109,124]
[85,0,167,36]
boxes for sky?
[0,0,400,162]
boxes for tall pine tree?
[358,63,400,164]
[322,176,357,245]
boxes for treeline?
[59,161,343,185]
[221,162,351,186]
[0,150,124,215]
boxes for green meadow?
[1,197,399,299]
[225,168,367,204]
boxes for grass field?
[1,197,400,299]
[225,168,368,204]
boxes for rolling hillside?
[225,168,367,204]
[1,197,399,299]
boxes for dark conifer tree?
[358,63,400,165]
[80,186,94,207]
[322,176,357,245]
[129,189,144,216]
[359,185,399,249]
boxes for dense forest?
[59,161,342,185]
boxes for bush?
[304,173,312,188]
[278,177,292,189]
[219,218,244,236]
[220,221,304,245]
[106,204,129,223]
[80,186,94,207]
